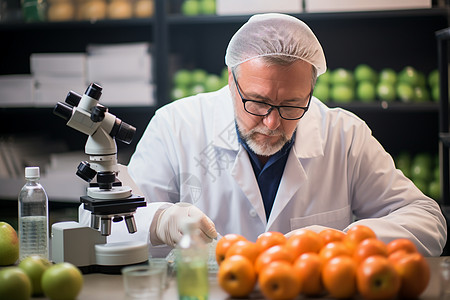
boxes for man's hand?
[155,202,217,247]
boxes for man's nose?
[262,108,281,130]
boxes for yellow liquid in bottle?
[176,258,209,300]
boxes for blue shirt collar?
[235,122,296,172]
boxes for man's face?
[229,59,313,157]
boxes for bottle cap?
[25,167,40,178]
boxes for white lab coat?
[80,86,447,256]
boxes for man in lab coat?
[84,13,447,256]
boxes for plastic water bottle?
[175,218,209,300]
[18,166,49,261]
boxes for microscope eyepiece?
[85,83,102,100]
[66,91,82,106]
[76,161,97,182]
[53,102,73,121]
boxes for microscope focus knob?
[76,161,97,182]
[91,105,107,122]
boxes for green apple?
[434,165,440,181]
[18,255,52,296]
[356,81,376,102]
[0,267,32,300]
[395,152,411,178]
[190,83,205,95]
[204,74,223,92]
[221,66,229,85]
[431,85,439,102]
[173,69,192,88]
[413,153,433,170]
[354,64,377,84]
[428,180,441,202]
[42,262,83,300]
[411,165,431,184]
[428,69,439,88]
[0,221,19,266]
[317,70,331,85]
[330,68,354,86]
[313,82,330,102]
[413,179,428,195]
[331,84,354,103]
[396,83,414,103]
[181,0,200,16]
[417,71,427,88]
[410,153,433,182]
[413,86,430,102]
[376,82,396,101]
[379,68,397,85]
[191,68,208,85]
[398,66,420,86]
[199,0,215,14]
[171,86,189,101]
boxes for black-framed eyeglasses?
[232,70,312,120]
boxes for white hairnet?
[225,13,327,77]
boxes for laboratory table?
[32,256,446,300]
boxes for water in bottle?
[18,166,49,260]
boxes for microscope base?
[51,221,149,274]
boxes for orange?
[344,225,377,253]
[387,249,408,265]
[356,255,400,300]
[322,256,357,299]
[258,261,301,300]
[284,229,324,258]
[353,238,388,265]
[293,252,324,296]
[386,238,417,256]
[218,255,256,298]
[215,233,246,265]
[319,241,352,264]
[256,231,287,252]
[225,240,262,265]
[392,252,430,299]
[319,228,346,245]
[254,245,295,274]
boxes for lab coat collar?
[292,97,324,159]
[266,98,325,228]
[212,87,240,151]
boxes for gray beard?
[237,123,290,156]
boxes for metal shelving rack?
[436,27,450,205]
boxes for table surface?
[31,256,445,300]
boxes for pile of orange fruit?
[216,225,430,300]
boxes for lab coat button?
[249,209,257,217]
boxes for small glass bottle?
[18,166,49,261]
[21,0,47,22]
[175,218,209,300]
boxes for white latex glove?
[155,202,217,247]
